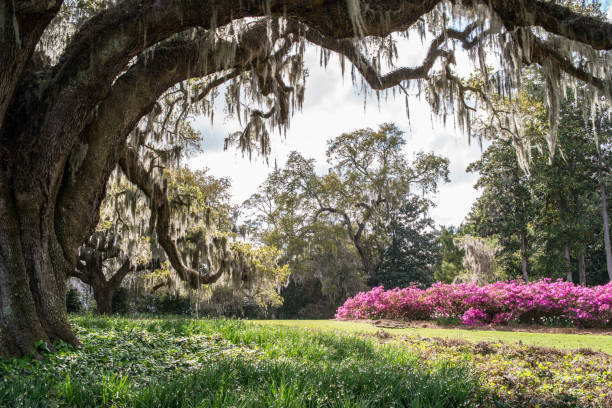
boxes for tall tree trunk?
[558,193,573,282]
[87,270,115,315]
[520,231,529,282]
[578,250,586,286]
[354,238,375,281]
[0,180,79,357]
[564,244,572,282]
[598,167,612,281]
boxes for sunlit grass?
[252,319,612,354]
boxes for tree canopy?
[244,124,449,314]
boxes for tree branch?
[524,31,611,98]
[118,147,222,288]
[55,24,269,257]
[488,0,612,50]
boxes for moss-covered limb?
[522,31,611,99]
[55,23,269,259]
[487,0,612,50]
[287,20,483,90]
[118,147,222,288]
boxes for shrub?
[112,287,130,315]
[66,289,82,313]
[154,294,192,315]
[336,279,612,328]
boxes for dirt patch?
[364,319,612,335]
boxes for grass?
[0,315,475,408]
[0,315,610,407]
[251,320,612,354]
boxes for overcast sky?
[187,2,612,228]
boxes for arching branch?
[55,22,274,257]
[286,20,485,90]
[118,147,223,288]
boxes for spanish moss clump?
[454,235,501,285]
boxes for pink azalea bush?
[335,279,612,327]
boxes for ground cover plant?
[385,332,612,408]
[335,280,612,327]
[2,316,611,408]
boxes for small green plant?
[2,316,610,407]
[435,316,462,326]
[33,339,50,354]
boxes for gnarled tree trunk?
[0,169,80,356]
[72,257,131,316]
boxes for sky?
[187,2,612,228]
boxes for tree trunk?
[93,286,114,315]
[558,193,573,282]
[564,244,572,282]
[0,182,79,357]
[598,170,612,281]
[578,250,586,286]
[519,231,528,282]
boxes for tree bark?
[519,231,528,282]
[0,178,79,358]
[89,276,114,315]
[598,164,612,281]
[578,250,586,286]
[557,193,573,282]
[564,244,572,282]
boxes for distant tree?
[244,124,448,313]
[374,197,440,288]
[454,235,502,284]
[466,137,535,281]
[70,166,287,315]
[434,227,466,283]
[289,124,449,281]
[467,82,612,284]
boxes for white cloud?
[188,41,485,227]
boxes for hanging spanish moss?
[64,0,611,299]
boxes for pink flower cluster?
[335,279,612,327]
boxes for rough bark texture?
[520,231,528,282]
[1,0,611,358]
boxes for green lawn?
[253,319,612,354]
